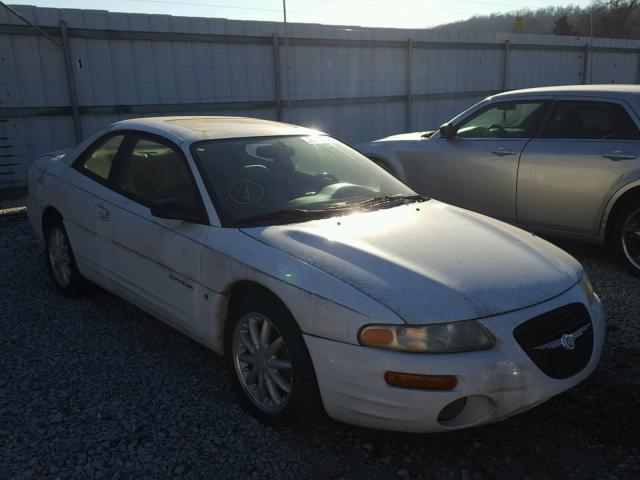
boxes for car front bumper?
[304,283,606,432]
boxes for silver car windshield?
[191,135,419,226]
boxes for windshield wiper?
[352,193,428,209]
[235,208,340,227]
[236,195,428,227]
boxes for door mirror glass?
[439,123,458,140]
[151,198,203,224]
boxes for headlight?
[358,320,496,353]
[579,273,596,304]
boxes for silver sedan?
[358,85,640,276]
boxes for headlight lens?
[579,273,596,304]
[359,320,496,353]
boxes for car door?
[96,132,211,338]
[63,132,127,284]
[416,99,550,221]
[517,98,640,236]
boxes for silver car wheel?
[232,312,293,413]
[48,226,72,288]
[622,207,640,271]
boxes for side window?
[78,134,124,180]
[113,137,197,206]
[543,101,640,140]
[456,102,547,139]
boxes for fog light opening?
[438,397,467,422]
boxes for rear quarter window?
[543,101,640,140]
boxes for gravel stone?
[1,212,639,479]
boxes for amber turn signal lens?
[384,372,457,391]
[360,328,394,347]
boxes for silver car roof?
[492,84,640,101]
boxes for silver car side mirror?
[439,123,457,140]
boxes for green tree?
[553,15,575,35]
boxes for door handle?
[97,205,110,222]
[603,151,636,161]
[490,148,517,157]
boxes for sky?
[7,0,593,29]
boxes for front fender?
[201,228,404,349]
[357,142,415,185]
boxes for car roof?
[492,84,640,100]
[110,116,323,143]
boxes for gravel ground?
[1,209,639,480]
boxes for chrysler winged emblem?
[533,324,590,351]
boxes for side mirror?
[439,123,458,140]
[151,198,204,224]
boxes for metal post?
[282,0,291,121]
[582,43,590,85]
[272,34,282,121]
[60,21,82,142]
[502,40,510,91]
[406,38,413,131]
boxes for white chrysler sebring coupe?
[27,116,605,433]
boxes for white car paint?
[27,116,606,432]
[307,283,605,432]
[243,202,582,323]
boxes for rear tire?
[224,291,323,426]
[44,216,88,295]
[611,199,640,277]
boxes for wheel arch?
[222,280,298,344]
[41,205,63,237]
[367,154,397,176]
[363,149,411,184]
[604,183,640,245]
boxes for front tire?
[224,292,322,426]
[44,217,88,295]
[611,200,640,277]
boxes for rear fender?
[601,177,640,236]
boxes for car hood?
[372,131,431,142]
[240,201,582,323]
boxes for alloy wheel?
[48,227,72,288]
[232,312,293,413]
[621,207,640,272]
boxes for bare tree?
[592,0,639,37]
[430,1,640,39]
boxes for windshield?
[191,135,419,226]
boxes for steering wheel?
[228,164,275,207]
[315,172,338,183]
[320,183,377,199]
[487,124,507,136]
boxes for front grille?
[513,303,593,379]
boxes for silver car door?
[417,100,550,221]
[517,97,640,236]
[96,133,211,338]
